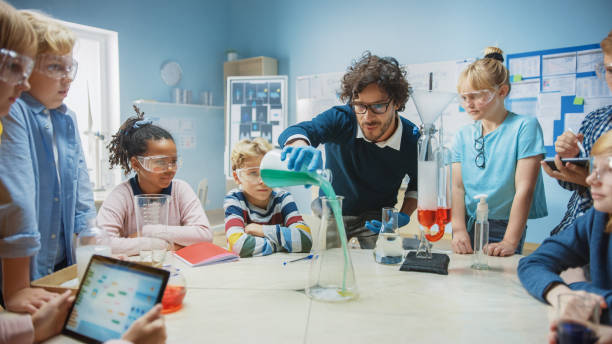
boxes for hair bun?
[484,52,504,63]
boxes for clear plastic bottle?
[471,194,489,270]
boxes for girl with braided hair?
[97,106,212,255]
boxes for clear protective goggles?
[0,48,34,86]
[595,62,612,80]
[589,155,612,182]
[459,87,497,108]
[136,155,182,173]
[235,167,263,184]
[34,53,78,80]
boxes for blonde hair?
[591,130,612,233]
[231,138,274,170]
[601,30,612,56]
[458,46,511,94]
[0,1,36,56]
[20,10,75,55]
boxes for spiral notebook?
[173,242,239,267]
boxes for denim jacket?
[0,92,95,279]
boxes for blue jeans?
[466,216,526,255]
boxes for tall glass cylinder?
[306,196,358,302]
[416,124,438,258]
[134,194,172,267]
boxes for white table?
[50,248,550,343]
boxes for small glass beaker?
[556,293,600,344]
[134,194,172,267]
[75,218,111,282]
[161,265,186,314]
[306,196,358,302]
[373,207,403,265]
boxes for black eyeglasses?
[352,99,392,115]
[474,134,485,168]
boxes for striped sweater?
[224,188,312,257]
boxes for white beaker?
[373,207,403,265]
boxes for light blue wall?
[227,0,612,244]
[11,0,230,120]
[10,0,612,243]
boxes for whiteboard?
[295,58,476,147]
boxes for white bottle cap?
[474,194,488,221]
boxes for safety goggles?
[235,167,263,184]
[589,156,612,182]
[34,54,78,80]
[459,88,497,108]
[595,62,612,80]
[136,155,182,173]
[352,99,392,115]
[0,48,34,86]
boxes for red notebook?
[173,242,239,267]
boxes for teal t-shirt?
[452,112,548,220]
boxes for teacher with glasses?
[278,51,419,249]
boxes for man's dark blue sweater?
[278,104,419,216]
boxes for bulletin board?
[225,75,288,176]
[296,58,476,147]
[506,44,612,157]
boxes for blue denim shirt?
[0,92,95,279]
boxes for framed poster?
[225,75,288,176]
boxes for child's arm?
[69,112,96,235]
[451,162,473,254]
[169,181,213,247]
[224,193,275,257]
[1,257,57,314]
[488,155,541,256]
[260,192,312,253]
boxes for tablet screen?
[63,255,168,343]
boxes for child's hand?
[5,287,58,314]
[452,230,473,254]
[555,131,584,158]
[122,304,167,344]
[32,290,75,342]
[487,240,516,256]
[245,223,264,237]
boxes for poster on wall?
[225,75,288,176]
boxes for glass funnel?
[411,89,456,259]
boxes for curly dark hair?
[107,105,174,175]
[339,51,410,112]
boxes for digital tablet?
[62,255,169,344]
[543,157,590,171]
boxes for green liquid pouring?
[261,169,351,292]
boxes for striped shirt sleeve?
[224,191,274,257]
[261,191,312,253]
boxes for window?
[60,20,120,192]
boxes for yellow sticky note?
[512,74,523,82]
[573,97,584,105]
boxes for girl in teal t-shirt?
[451,46,548,256]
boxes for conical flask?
[306,196,358,302]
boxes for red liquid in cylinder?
[425,208,451,242]
[417,209,436,228]
[161,285,186,314]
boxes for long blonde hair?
[457,46,511,94]
[20,10,75,55]
[0,1,36,56]
[591,129,612,233]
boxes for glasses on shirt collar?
[235,167,262,184]
[136,155,182,173]
[474,133,485,168]
[459,86,500,108]
[351,99,392,115]
[588,156,612,182]
[595,62,612,80]
[0,48,34,86]
[34,54,78,80]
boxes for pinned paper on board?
[573,97,584,105]
[542,52,577,76]
[509,55,540,78]
[542,75,576,95]
[512,74,523,82]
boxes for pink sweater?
[97,178,212,255]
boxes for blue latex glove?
[281,146,323,172]
[365,212,410,234]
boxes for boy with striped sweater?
[224,138,312,257]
